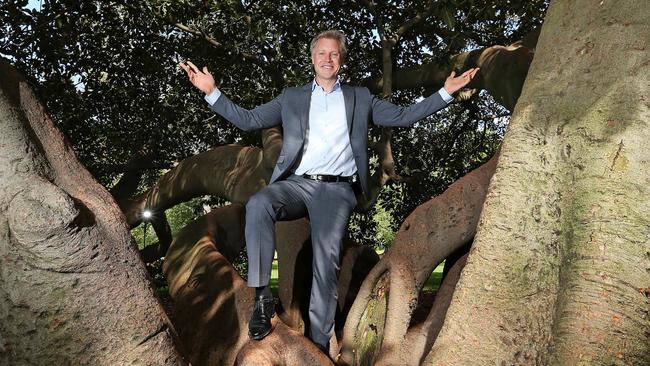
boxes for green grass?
[267,259,445,295]
[422,261,445,292]
[269,260,279,295]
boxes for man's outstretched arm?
[372,68,479,127]
[180,61,282,131]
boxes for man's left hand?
[444,68,480,95]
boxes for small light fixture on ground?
[142,209,153,248]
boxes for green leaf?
[441,6,456,29]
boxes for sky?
[27,0,41,11]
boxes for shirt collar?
[311,78,341,92]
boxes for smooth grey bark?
[0,59,185,365]
[425,0,650,364]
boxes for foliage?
[0,0,548,247]
[131,196,208,249]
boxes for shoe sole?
[248,326,273,340]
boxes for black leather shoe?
[248,295,275,340]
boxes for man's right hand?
[180,61,216,95]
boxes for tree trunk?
[0,60,185,364]
[425,0,650,364]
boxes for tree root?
[339,154,498,366]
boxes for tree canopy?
[0,0,547,247]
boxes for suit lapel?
[300,82,311,139]
[342,84,355,134]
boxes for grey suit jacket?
[210,82,449,197]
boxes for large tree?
[3,0,647,365]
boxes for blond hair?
[309,30,347,62]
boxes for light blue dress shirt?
[294,80,356,176]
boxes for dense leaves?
[0,0,547,248]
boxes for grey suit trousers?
[245,174,357,346]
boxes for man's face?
[311,37,342,82]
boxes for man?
[180,30,478,352]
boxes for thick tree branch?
[120,127,282,228]
[366,30,540,110]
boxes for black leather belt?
[302,174,357,183]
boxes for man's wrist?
[438,87,454,103]
[204,88,222,105]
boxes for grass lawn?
[422,261,445,292]
[268,259,445,294]
[269,260,279,295]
